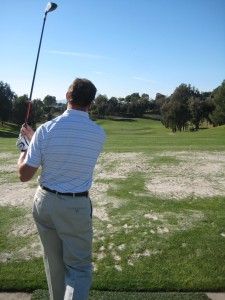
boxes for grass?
[0,120,225,296]
[31,289,210,299]
[97,118,225,152]
[0,259,47,291]
[0,206,28,252]
[92,183,225,291]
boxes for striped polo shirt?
[25,109,105,193]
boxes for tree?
[139,93,151,114]
[29,99,44,128]
[161,83,200,131]
[117,98,127,115]
[161,99,179,132]
[188,97,207,129]
[108,97,119,116]
[155,93,167,109]
[125,93,140,103]
[43,95,57,114]
[43,95,57,106]
[209,80,225,126]
[125,93,147,116]
[204,97,215,124]
[94,94,108,117]
[0,81,15,125]
[127,100,139,116]
[12,95,28,125]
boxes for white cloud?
[46,50,108,59]
[93,71,104,75]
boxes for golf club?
[25,2,57,125]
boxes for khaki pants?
[32,186,93,300]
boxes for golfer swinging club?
[17,78,106,300]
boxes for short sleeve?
[24,127,42,168]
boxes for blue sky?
[1,0,225,101]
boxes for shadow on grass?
[0,123,19,138]
[0,131,18,138]
[109,117,136,122]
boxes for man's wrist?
[18,151,27,164]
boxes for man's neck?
[67,103,88,112]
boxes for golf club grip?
[25,101,31,124]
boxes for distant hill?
[57,99,66,104]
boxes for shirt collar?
[63,109,89,118]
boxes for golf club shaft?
[25,14,47,125]
[24,2,57,125]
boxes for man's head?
[66,78,97,108]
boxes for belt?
[40,185,88,197]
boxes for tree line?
[0,79,225,131]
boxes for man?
[17,78,106,300]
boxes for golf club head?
[45,2,57,14]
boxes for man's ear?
[66,92,69,102]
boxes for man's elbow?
[18,164,37,182]
[18,169,32,182]
[19,174,31,182]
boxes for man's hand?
[20,124,34,140]
[16,124,35,152]
[17,124,38,181]
[16,134,30,152]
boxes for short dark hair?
[67,78,97,107]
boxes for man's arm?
[17,151,38,182]
[17,124,38,182]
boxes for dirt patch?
[2,150,225,207]
[146,151,225,199]
[0,182,36,207]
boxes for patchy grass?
[91,171,225,291]
[0,206,39,262]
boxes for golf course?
[0,118,225,299]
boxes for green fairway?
[97,118,225,152]
[0,120,225,294]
